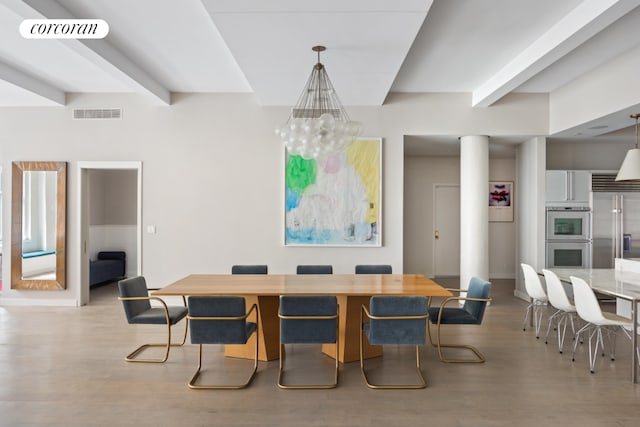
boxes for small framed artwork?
[489,181,513,222]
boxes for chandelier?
[275,46,362,159]
[616,113,640,181]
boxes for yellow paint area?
[347,139,379,225]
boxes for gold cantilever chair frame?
[118,289,188,363]
[360,305,428,389]
[277,308,339,389]
[427,289,492,363]
[187,304,258,389]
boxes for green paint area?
[286,155,317,194]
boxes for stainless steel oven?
[546,241,592,268]
[546,207,591,241]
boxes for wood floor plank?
[0,279,638,426]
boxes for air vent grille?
[592,174,640,192]
[73,108,121,120]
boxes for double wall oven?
[545,207,592,269]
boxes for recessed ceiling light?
[587,125,608,130]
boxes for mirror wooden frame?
[11,161,67,290]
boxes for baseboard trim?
[513,289,530,302]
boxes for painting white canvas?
[285,138,381,246]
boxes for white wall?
[0,92,549,305]
[88,169,137,277]
[404,155,516,279]
[547,140,628,170]
[89,169,137,226]
[22,253,55,277]
[489,158,517,278]
[404,156,459,277]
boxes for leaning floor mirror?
[11,161,67,290]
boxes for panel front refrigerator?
[591,192,640,268]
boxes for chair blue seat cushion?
[296,265,333,274]
[119,276,187,326]
[190,322,257,345]
[365,296,426,345]
[280,296,337,344]
[355,265,392,274]
[188,296,255,344]
[428,307,481,325]
[130,306,188,325]
[231,265,268,274]
[429,278,491,325]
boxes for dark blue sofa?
[90,251,126,287]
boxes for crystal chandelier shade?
[276,46,362,159]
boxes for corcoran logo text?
[20,19,109,39]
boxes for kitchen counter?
[548,267,640,383]
[550,268,640,301]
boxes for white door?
[433,184,460,277]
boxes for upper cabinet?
[546,170,591,207]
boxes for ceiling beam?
[15,0,171,105]
[202,0,432,106]
[0,60,65,105]
[472,0,640,108]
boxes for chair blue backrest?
[296,265,333,274]
[366,296,427,345]
[280,296,337,344]
[118,276,152,323]
[463,277,492,323]
[188,296,254,344]
[355,265,392,274]
[231,265,268,274]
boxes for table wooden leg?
[322,295,383,363]
[225,295,280,361]
[224,295,383,363]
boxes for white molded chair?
[542,269,578,353]
[520,263,548,338]
[570,276,634,374]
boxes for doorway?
[433,184,460,277]
[77,162,142,305]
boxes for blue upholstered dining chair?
[360,296,429,389]
[231,265,268,274]
[296,265,333,274]
[427,277,492,363]
[187,296,258,389]
[118,276,188,363]
[278,296,339,389]
[355,265,392,274]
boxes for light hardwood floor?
[1,279,639,426]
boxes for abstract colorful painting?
[489,181,513,222]
[285,138,381,246]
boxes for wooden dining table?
[152,274,452,363]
